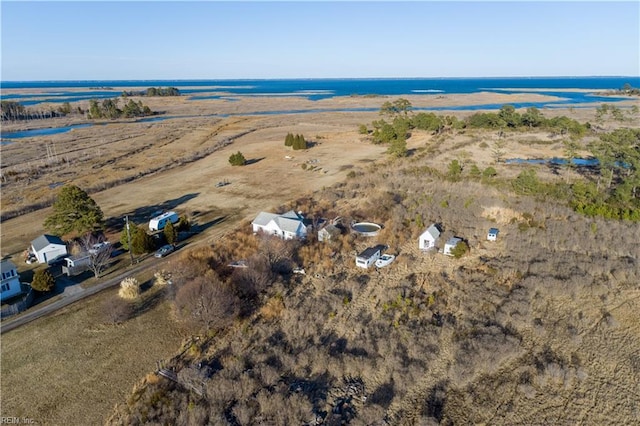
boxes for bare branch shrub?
[298,240,336,272]
[174,275,240,332]
[259,294,285,321]
[209,227,259,269]
[171,246,216,286]
[258,234,299,273]
[102,296,133,324]
[153,270,171,286]
[230,256,275,303]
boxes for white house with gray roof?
[30,234,67,264]
[419,224,442,250]
[252,210,308,240]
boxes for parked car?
[89,241,111,254]
[375,254,395,268]
[154,244,175,258]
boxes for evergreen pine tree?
[164,220,178,245]
[285,133,294,147]
[131,225,155,254]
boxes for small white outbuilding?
[487,228,499,241]
[318,224,341,242]
[443,237,463,256]
[30,234,67,264]
[419,224,441,250]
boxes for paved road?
[0,258,160,334]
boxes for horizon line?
[2,75,640,83]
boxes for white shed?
[419,224,441,250]
[443,237,463,256]
[1,259,22,301]
[318,224,342,242]
[30,235,67,264]
[487,228,499,241]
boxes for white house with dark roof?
[30,234,67,264]
[1,259,22,301]
[252,210,308,240]
[419,224,442,250]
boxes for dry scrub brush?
[110,145,640,425]
[102,296,134,324]
[153,270,171,286]
[173,275,240,333]
[118,277,140,300]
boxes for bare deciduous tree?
[80,233,113,278]
[258,235,298,273]
[231,256,274,301]
[174,275,239,332]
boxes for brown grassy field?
[1,91,638,425]
[0,276,185,425]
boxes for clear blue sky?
[1,1,638,80]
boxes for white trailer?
[149,211,179,232]
[62,255,91,276]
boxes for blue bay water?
[2,77,638,104]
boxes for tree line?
[363,100,591,145]
[1,100,72,122]
[87,98,152,119]
[2,96,155,122]
[121,87,181,97]
[602,83,640,97]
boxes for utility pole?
[125,215,134,266]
